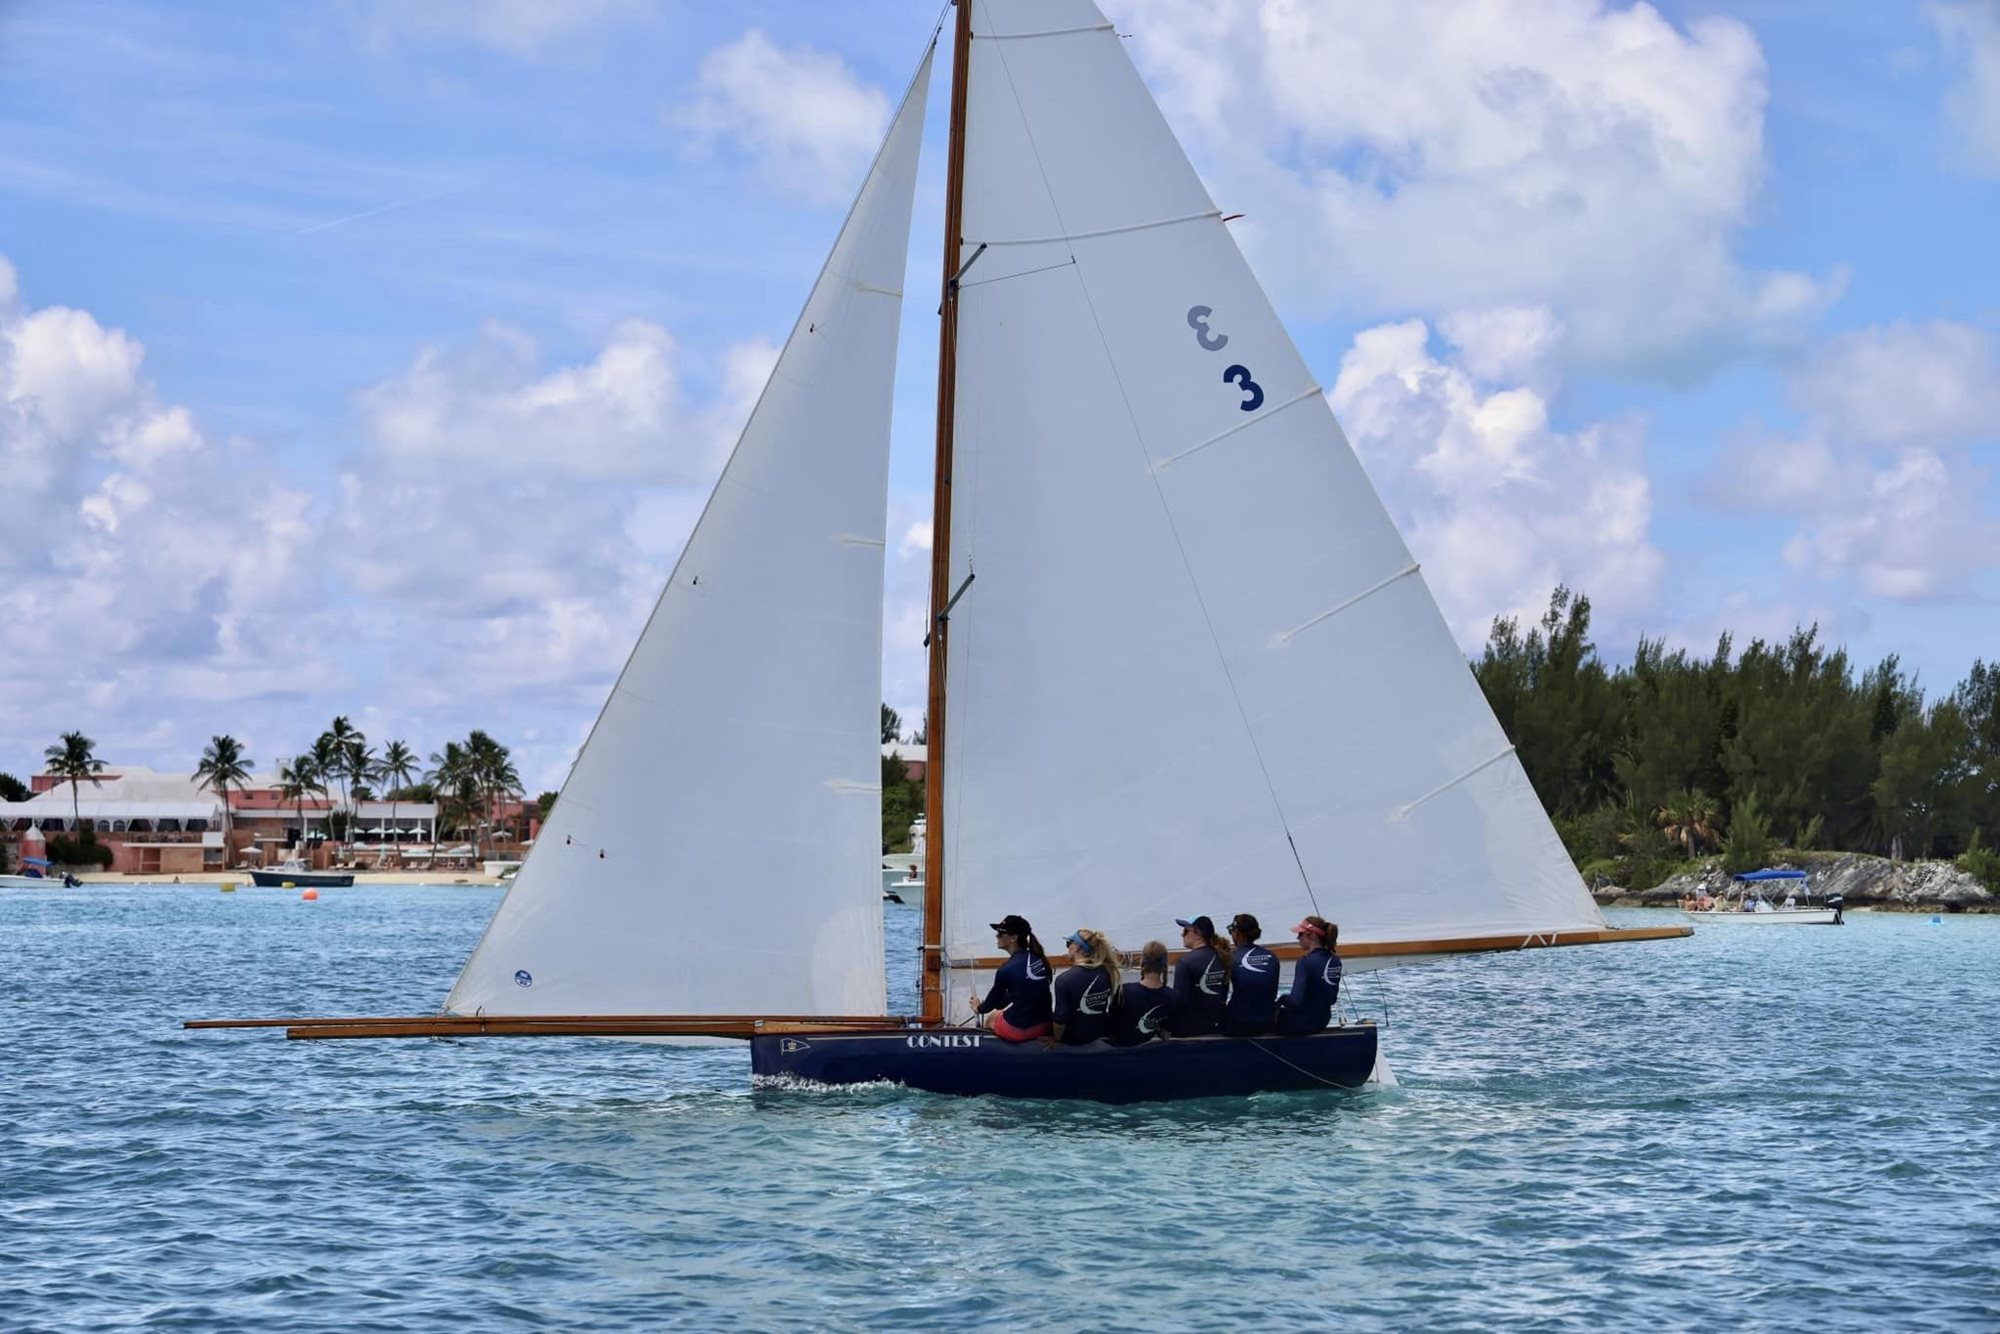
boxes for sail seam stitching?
[1154,384,1320,470]
[1391,747,1517,821]
[972,209,1220,247]
[1273,562,1421,646]
[979,22,1115,41]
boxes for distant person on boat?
[1222,913,1279,1035]
[971,914,1053,1041]
[1276,916,1341,1035]
[1108,941,1176,1046]
[1052,929,1119,1045]
[1171,915,1230,1036]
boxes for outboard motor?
[1826,893,1844,925]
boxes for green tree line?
[1476,587,1999,889]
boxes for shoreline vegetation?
[1477,588,1999,911]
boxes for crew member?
[1109,940,1176,1046]
[1052,928,1119,1045]
[1222,912,1278,1035]
[1170,915,1230,1036]
[970,913,1053,1041]
[1275,915,1341,1035]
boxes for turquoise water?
[3,885,1995,1330]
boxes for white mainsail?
[447,49,934,1019]
[937,0,1603,1002]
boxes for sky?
[1,0,1996,793]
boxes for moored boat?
[249,860,354,888]
[1683,869,1843,925]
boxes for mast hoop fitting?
[1154,383,1321,472]
[971,208,1221,248]
[1390,746,1518,822]
[979,21,1115,41]
[1271,561,1421,647]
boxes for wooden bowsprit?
[182,1014,938,1041]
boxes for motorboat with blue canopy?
[1683,868,1843,925]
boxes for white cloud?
[1704,320,2000,600]
[352,0,655,59]
[0,256,328,761]
[1790,320,2000,448]
[1933,1,2000,174]
[672,30,891,205]
[1110,0,1841,374]
[1328,316,1663,647]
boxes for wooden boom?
[183,1013,936,1041]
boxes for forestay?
[447,51,934,1019]
[938,1,1602,1005]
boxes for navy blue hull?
[749,1025,1377,1103]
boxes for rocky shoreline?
[1592,851,1995,913]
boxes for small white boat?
[1683,869,1843,925]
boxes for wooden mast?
[921,0,973,1024]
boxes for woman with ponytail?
[1276,916,1342,1035]
[1169,914,1230,1036]
[1052,928,1120,1045]
[1109,940,1176,1046]
[970,913,1053,1041]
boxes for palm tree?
[191,735,253,869]
[1656,788,1721,859]
[379,740,418,854]
[427,741,474,849]
[309,732,344,847]
[276,756,327,857]
[318,716,365,820]
[465,730,522,859]
[43,731,106,842]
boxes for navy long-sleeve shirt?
[1276,946,1341,1035]
[1108,981,1176,1046]
[1171,944,1227,1036]
[1051,964,1115,1045]
[1223,942,1280,1033]
[977,950,1052,1029]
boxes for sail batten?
[445,47,935,1021]
[938,1,1607,1013]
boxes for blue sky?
[2,0,1996,791]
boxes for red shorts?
[990,1013,1051,1043]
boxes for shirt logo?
[1137,1008,1167,1034]
[1080,980,1111,1016]
[1027,957,1049,982]
[1241,951,1273,973]
[1322,958,1341,983]
[1198,962,1224,995]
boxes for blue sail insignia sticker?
[514,970,533,988]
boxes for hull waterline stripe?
[1272,562,1421,647]
[1391,746,1516,821]
[971,208,1221,248]
[1155,384,1322,472]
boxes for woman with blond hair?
[1051,928,1120,1045]
[1108,940,1176,1046]
[1276,916,1342,1036]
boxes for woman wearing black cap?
[1221,913,1279,1035]
[969,914,1053,1041]
[1169,915,1230,1036]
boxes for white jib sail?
[448,48,934,1019]
[938,1,1602,1008]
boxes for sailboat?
[189,1,1688,1100]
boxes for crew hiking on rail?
[969,912,1343,1044]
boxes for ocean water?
[2,884,1995,1331]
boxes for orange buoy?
[301,887,320,901]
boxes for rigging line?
[959,257,1077,290]
[970,209,1221,248]
[982,31,1321,917]
[1247,1039,1352,1089]
[1273,562,1420,647]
